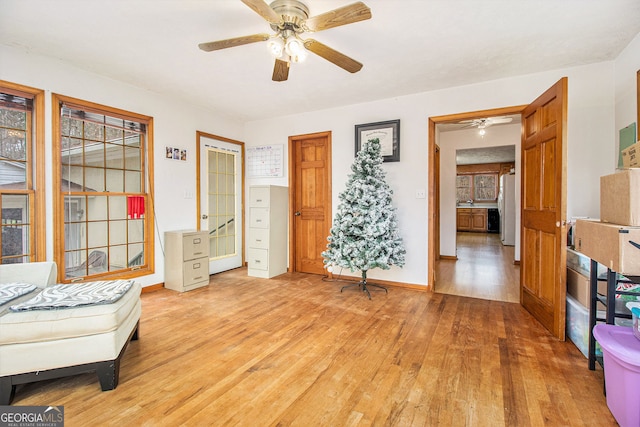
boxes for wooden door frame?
[428,106,527,290]
[288,131,332,273]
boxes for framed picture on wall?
[355,119,400,162]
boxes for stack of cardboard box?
[575,169,640,275]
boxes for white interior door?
[199,135,243,274]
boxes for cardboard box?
[574,219,640,275]
[601,169,640,226]
[621,141,640,168]
[567,267,607,307]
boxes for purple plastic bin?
[593,324,640,427]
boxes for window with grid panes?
[53,94,154,281]
[0,82,45,264]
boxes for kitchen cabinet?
[457,208,487,232]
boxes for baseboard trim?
[514,260,521,266]
[141,283,164,293]
[439,255,458,261]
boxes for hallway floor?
[436,232,520,303]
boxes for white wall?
[245,62,617,287]
[615,32,640,170]
[438,124,521,259]
[3,31,637,288]
[0,45,244,287]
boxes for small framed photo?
[355,119,400,162]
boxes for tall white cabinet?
[164,230,210,292]
[247,185,288,278]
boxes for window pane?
[109,196,127,220]
[62,148,84,166]
[88,221,108,248]
[66,249,87,277]
[65,221,86,250]
[84,122,104,141]
[0,128,26,160]
[125,131,140,148]
[105,143,124,168]
[106,126,123,142]
[0,159,27,189]
[128,243,144,266]
[124,146,141,171]
[106,169,124,192]
[110,220,127,245]
[61,117,83,137]
[1,197,29,261]
[84,142,105,168]
[87,196,108,221]
[124,170,141,192]
[109,245,126,270]
[61,165,84,191]
[0,108,26,128]
[128,219,144,243]
[226,153,234,173]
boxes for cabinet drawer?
[183,258,209,286]
[248,227,269,249]
[249,187,270,207]
[183,232,209,261]
[250,208,269,228]
[248,248,268,271]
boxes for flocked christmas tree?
[322,138,406,299]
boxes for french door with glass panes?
[198,134,243,274]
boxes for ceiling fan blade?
[488,117,513,124]
[303,39,363,73]
[198,34,270,52]
[240,0,282,24]
[304,2,371,32]
[272,59,290,82]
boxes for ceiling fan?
[459,116,514,129]
[198,0,371,82]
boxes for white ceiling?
[1,0,639,122]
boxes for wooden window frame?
[0,80,45,263]
[52,93,155,282]
[456,172,498,203]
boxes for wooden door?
[289,132,332,275]
[520,78,568,340]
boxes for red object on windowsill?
[127,196,145,219]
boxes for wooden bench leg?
[96,360,119,391]
[0,376,16,405]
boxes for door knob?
[294,211,301,216]
[202,214,208,220]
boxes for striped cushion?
[10,280,134,312]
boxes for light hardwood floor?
[436,232,520,303]
[10,267,615,426]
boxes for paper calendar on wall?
[247,145,284,177]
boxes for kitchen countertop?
[457,203,498,209]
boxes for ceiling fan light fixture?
[267,36,285,58]
[285,36,307,61]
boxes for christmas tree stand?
[341,271,387,300]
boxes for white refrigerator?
[498,174,516,246]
